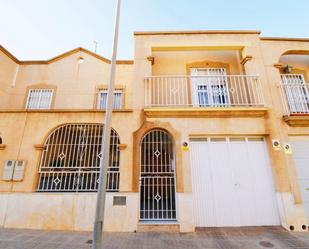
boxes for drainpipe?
[11,64,19,87]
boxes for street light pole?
[93,1,121,248]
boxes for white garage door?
[290,139,309,220]
[190,137,280,227]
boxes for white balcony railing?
[145,75,264,108]
[279,74,309,115]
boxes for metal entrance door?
[140,129,176,221]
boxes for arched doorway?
[140,129,176,221]
[37,123,120,192]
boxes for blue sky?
[0,0,308,60]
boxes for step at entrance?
[137,222,180,232]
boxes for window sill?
[0,144,6,150]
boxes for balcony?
[279,74,309,126]
[144,75,266,118]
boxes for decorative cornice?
[147,56,155,65]
[0,109,134,114]
[240,55,253,65]
[118,144,127,150]
[134,30,261,36]
[283,115,309,127]
[274,63,283,69]
[144,107,268,118]
[34,144,46,151]
[260,37,309,42]
[0,46,134,65]
[0,45,19,63]
[282,50,309,56]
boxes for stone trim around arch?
[277,51,309,81]
[186,60,231,75]
[0,136,5,150]
[282,50,309,56]
[132,121,184,193]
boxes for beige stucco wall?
[0,192,139,232]
[1,52,134,110]
[0,50,18,109]
[0,111,141,192]
[1,32,309,232]
[152,50,242,75]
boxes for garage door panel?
[191,137,280,227]
[294,163,309,179]
[290,140,309,221]
[190,142,216,227]
[289,142,309,179]
[291,142,309,157]
[228,142,257,226]
[298,180,309,202]
[304,203,309,220]
[209,141,240,226]
[247,142,279,225]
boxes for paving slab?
[0,227,309,249]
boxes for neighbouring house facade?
[1,30,309,233]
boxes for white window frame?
[97,88,124,110]
[190,68,229,107]
[281,74,309,114]
[26,89,54,109]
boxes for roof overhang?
[0,46,134,65]
[134,30,261,36]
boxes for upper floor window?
[97,88,123,110]
[26,89,54,109]
[0,136,2,144]
[281,74,306,85]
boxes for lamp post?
[92,1,121,248]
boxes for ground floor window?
[37,123,120,192]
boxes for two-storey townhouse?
[0,30,309,233]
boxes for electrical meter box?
[3,160,15,181]
[13,160,26,181]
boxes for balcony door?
[281,74,309,114]
[190,68,229,107]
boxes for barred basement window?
[97,88,123,110]
[37,124,120,192]
[26,89,53,109]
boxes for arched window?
[37,124,120,192]
[0,136,2,144]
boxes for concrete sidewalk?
[1,227,309,249]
